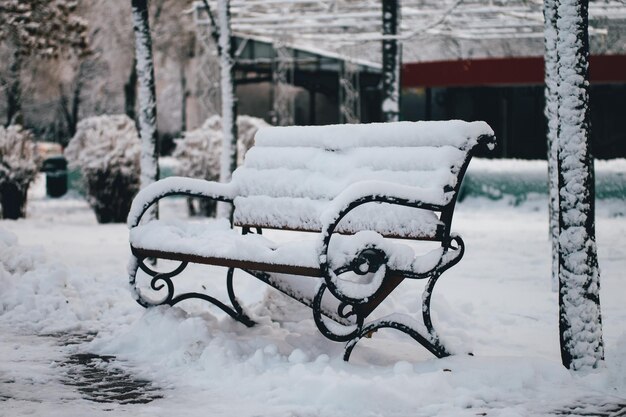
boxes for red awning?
[402,55,626,87]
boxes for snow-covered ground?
[1,175,625,416]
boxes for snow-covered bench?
[128,120,496,360]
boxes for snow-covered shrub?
[173,115,269,216]
[65,115,140,223]
[0,125,40,219]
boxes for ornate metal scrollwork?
[129,256,254,327]
[129,258,188,307]
[312,245,389,344]
[321,244,390,306]
[312,283,364,342]
[313,227,465,359]
[343,318,451,361]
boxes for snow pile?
[91,305,621,417]
[0,227,79,331]
[65,115,141,223]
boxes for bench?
[127,120,496,361]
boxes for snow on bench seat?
[130,218,447,276]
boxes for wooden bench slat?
[233,196,445,240]
[242,146,467,172]
[131,247,322,277]
[130,219,448,275]
[233,167,457,200]
[131,246,406,321]
[234,223,446,241]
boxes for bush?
[173,115,269,216]
[0,125,40,219]
[65,115,140,223]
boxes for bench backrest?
[232,120,495,239]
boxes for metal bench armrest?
[127,176,237,228]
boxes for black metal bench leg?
[343,318,452,361]
[342,269,454,362]
[421,271,449,353]
[130,256,254,327]
[129,255,188,307]
[225,267,255,327]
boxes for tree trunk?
[544,0,559,292]
[381,0,400,122]
[131,0,160,221]
[59,62,84,142]
[124,57,138,124]
[555,0,604,371]
[180,64,188,133]
[216,0,237,221]
[69,67,82,138]
[6,50,22,126]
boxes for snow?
[1,174,625,415]
[127,176,236,227]
[254,120,495,150]
[543,0,560,292]
[130,218,446,276]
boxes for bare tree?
[0,0,89,125]
[151,0,196,135]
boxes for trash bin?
[41,156,68,198]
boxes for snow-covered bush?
[65,115,140,223]
[0,125,40,219]
[173,115,269,216]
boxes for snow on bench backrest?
[232,120,495,238]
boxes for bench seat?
[130,218,450,277]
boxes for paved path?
[0,325,163,416]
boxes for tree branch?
[201,0,222,56]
